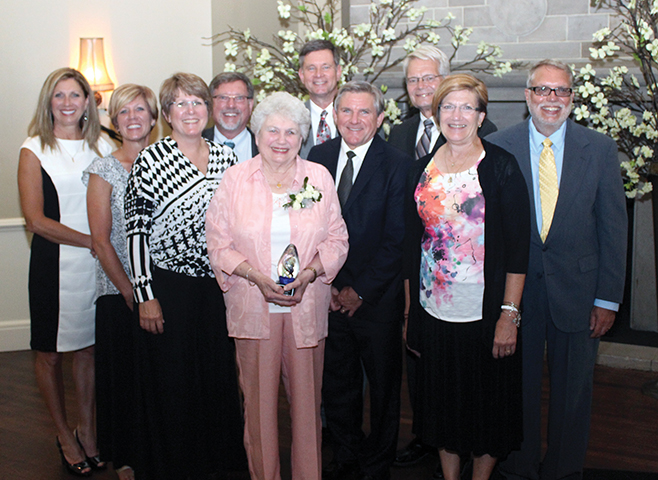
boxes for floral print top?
[414,154,486,322]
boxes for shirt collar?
[528,118,567,151]
[340,137,374,160]
[310,100,334,117]
[214,126,249,145]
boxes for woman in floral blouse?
[206,92,349,480]
[403,74,530,480]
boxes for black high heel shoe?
[75,429,107,471]
[56,437,92,477]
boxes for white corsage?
[283,176,322,210]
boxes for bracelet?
[501,308,521,327]
[245,267,255,286]
[303,266,318,283]
[502,301,520,311]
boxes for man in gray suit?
[202,72,258,162]
[298,40,342,158]
[488,59,627,480]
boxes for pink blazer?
[206,155,349,348]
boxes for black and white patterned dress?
[125,136,247,479]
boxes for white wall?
[0,0,212,351]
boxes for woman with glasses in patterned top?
[403,74,530,480]
[125,72,247,480]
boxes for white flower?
[406,7,427,22]
[224,62,236,72]
[371,45,385,57]
[283,42,296,54]
[353,23,371,38]
[382,28,396,42]
[243,29,251,42]
[427,32,441,44]
[283,177,323,210]
[493,62,512,77]
[404,37,418,53]
[579,64,596,80]
[380,0,392,5]
[278,30,297,42]
[256,48,271,65]
[592,27,611,42]
[224,40,238,58]
[573,105,590,121]
[277,0,291,19]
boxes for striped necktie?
[539,138,559,242]
[415,119,433,159]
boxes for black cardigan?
[404,139,531,352]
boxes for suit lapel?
[322,140,341,181]
[505,121,540,240]
[548,120,591,239]
[406,114,420,154]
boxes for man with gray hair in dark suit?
[488,59,627,480]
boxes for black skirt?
[94,294,140,471]
[135,267,247,480]
[413,307,522,458]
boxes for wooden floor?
[1,350,657,479]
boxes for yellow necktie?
[539,138,558,242]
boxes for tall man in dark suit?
[202,72,258,162]
[308,81,411,480]
[388,45,496,160]
[488,60,627,480]
[298,40,342,158]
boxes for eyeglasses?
[406,74,440,85]
[527,86,573,97]
[170,100,206,109]
[212,94,252,104]
[439,104,481,114]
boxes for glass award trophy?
[277,244,300,296]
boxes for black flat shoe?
[56,437,92,477]
[75,429,107,470]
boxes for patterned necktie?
[539,138,559,242]
[415,119,433,159]
[224,141,235,149]
[316,110,331,145]
[337,151,355,207]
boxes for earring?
[83,114,88,122]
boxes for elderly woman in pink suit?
[206,91,349,480]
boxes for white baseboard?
[0,319,31,352]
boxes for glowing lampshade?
[78,38,114,92]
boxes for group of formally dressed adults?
[18,37,627,480]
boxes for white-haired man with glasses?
[488,59,627,480]
[388,45,497,160]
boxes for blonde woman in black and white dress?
[18,67,112,477]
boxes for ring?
[505,349,511,354]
